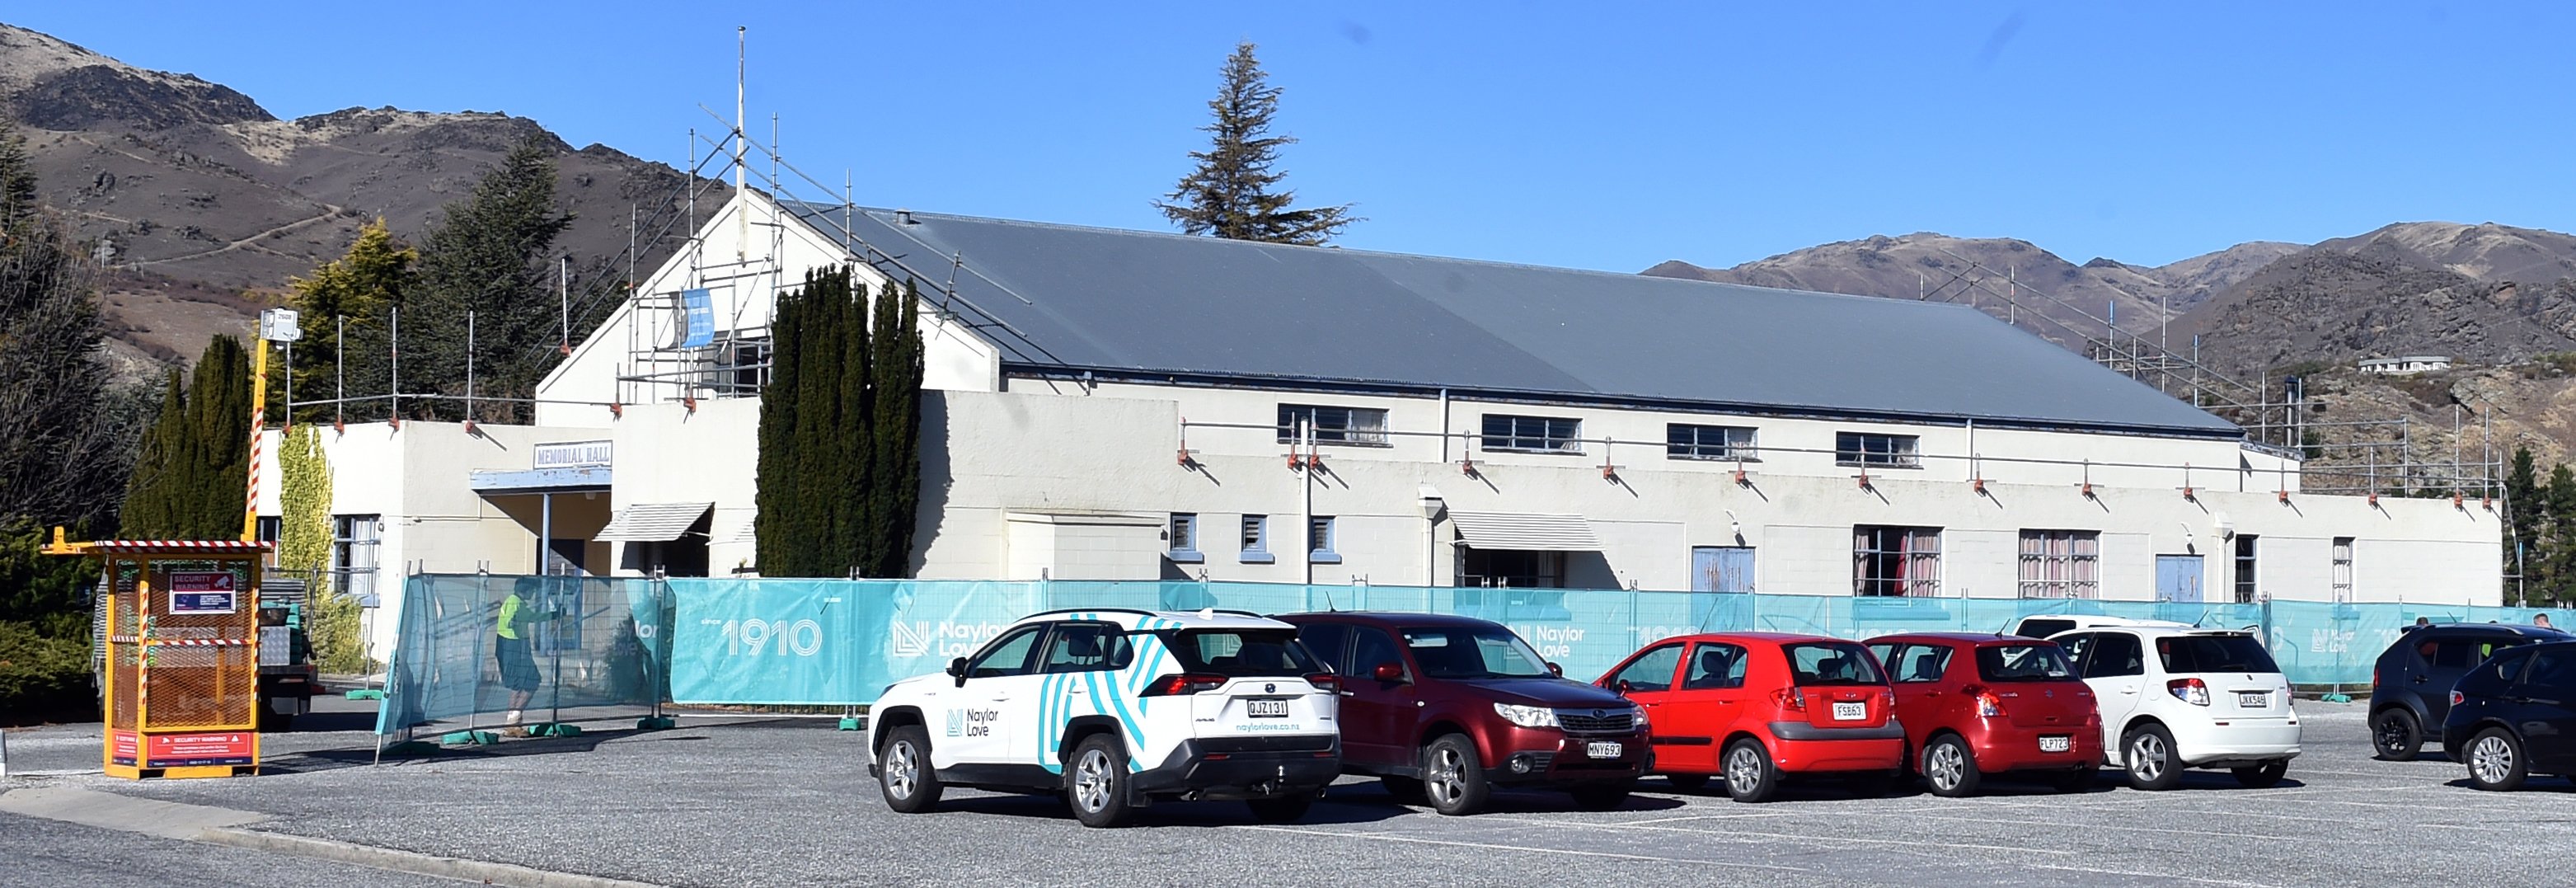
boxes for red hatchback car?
[1598,632,1904,802]
[1866,632,2104,796]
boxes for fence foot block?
[636,717,677,731]
[532,724,581,738]
[837,717,863,731]
[345,689,385,701]
[2320,693,2353,703]
[439,731,499,746]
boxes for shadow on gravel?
[2443,777,2576,793]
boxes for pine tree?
[2508,446,2541,599]
[1155,41,1358,246]
[286,219,415,423]
[407,139,574,423]
[0,124,136,534]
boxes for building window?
[2234,534,2260,604]
[1667,424,1757,461]
[331,514,382,595]
[1309,516,1340,563]
[1278,405,1390,446]
[2332,537,2353,604]
[1481,414,1583,453]
[256,516,280,545]
[1855,526,1940,597]
[2018,530,2100,599]
[1241,514,1273,563]
[1459,548,1565,588]
[1837,432,1921,468]
[1167,514,1201,562]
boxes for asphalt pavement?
[1,701,2557,887]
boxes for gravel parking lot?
[2,701,2560,887]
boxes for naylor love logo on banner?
[167,571,238,615]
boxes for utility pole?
[248,309,301,541]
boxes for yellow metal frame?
[53,529,266,780]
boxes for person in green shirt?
[495,576,558,732]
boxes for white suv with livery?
[868,608,1342,827]
[2048,626,2300,790]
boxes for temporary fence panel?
[380,573,2576,730]
[375,575,668,740]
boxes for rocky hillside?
[0,22,720,369]
[1644,233,2298,349]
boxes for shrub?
[0,620,94,724]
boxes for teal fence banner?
[381,574,2576,731]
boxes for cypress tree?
[119,370,190,538]
[2508,446,2541,599]
[834,269,876,576]
[1155,41,1359,246]
[753,271,805,576]
[867,279,924,578]
[117,336,250,539]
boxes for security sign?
[167,571,238,614]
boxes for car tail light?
[1141,674,1228,696]
[1304,672,1340,693]
[1879,688,1896,711]
[1773,687,1809,712]
[2451,690,2466,707]
[2168,677,2210,707]
[1976,690,2006,719]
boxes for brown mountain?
[1644,233,2298,350]
[0,22,717,369]
[2176,223,2576,378]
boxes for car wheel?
[1665,773,1710,792]
[1421,734,1492,816]
[2231,760,2287,788]
[2048,768,2095,793]
[2467,728,2528,792]
[1067,735,1136,827]
[1921,735,1982,798]
[2123,724,2184,792]
[2370,709,2423,761]
[877,725,944,813]
[1723,738,1782,803]
[1568,779,1635,811]
[1380,775,1427,805]
[1245,788,1320,824]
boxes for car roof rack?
[1016,607,1162,621]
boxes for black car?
[2443,640,2576,790]
[2368,623,2567,759]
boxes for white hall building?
[268,190,2503,660]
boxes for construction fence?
[375,574,2574,740]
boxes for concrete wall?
[607,398,762,576]
[901,384,2500,604]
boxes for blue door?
[2156,555,2203,604]
[1693,547,1755,593]
[1692,547,1757,632]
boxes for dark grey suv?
[2369,623,2567,759]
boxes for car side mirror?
[1372,662,1405,683]
[946,657,969,685]
[1546,661,1564,677]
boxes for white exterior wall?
[537,193,1001,427]
[256,421,589,663]
[606,397,763,576]
[893,383,2499,604]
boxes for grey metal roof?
[780,203,2241,438]
[1448,512,1604,552]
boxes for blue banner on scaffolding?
[679,289,714,348]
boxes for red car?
[1598,632,1903,802]
[1866,632,2103,796]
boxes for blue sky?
[16,2,2574,272]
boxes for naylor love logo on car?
[946,707,1002,737]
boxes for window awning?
[1448,512,1603,552]
[595,502,713,543]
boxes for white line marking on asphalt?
[2026,862,2286,888]
[1227,825,1809,871]
[1487,815,2074,856]
[1890,811,2290,841]
[1614,803,1954,825]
